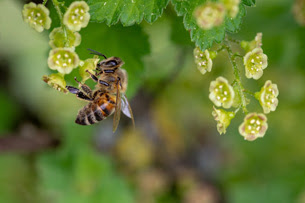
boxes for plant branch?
[224,40,248,114]
[52,0,69,46]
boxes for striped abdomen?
[75,93,116,125]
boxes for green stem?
[227,36,241,44]
[52,0,69,46]
[224,40,248,114]
[243,89,255,97]
[216,46,225,54]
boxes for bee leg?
[74,77,93,98]
[99,80,110,87]
[66,86,93,101]
[85,70,98,82]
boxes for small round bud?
[79,58,99,82]
[63,1,90,31]
[293,0,305,26]
[239,113,268,141]
[22,2,51,32]
[209,77,235,109]
[42,73,67,93]
[194,2,226,30]
[221,0,240,18]
[241,33,263,52]
[193,47,213,75]
[243,48,268,80]
[255,80,279,114]
[49,27,81,49]
[212,106,235,135]
[48,48,80,74]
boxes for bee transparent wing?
[121,95,131,118]
[113,82,122,133]
[121,94,135,129]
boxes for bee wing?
[121,94,135,129]
[113,82,122,133]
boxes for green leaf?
[171,0,247,50]
[242,0,256,7]
[87,0,170,26]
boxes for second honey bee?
[66,49,135,132]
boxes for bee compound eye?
[105,60,118,66]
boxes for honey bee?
[66,49,135,132]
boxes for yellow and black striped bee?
[66,49,135,132]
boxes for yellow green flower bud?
[241,33,263,52]
[49,27,81,49]
[255,80,279,114]
[243,48,268,80]
[209,77,235,109]
[194,2,226,30]
[48,48,80,74]
[63,1,90,32]
[239,113,268,141]
[212,106,235,135]
[79,57,99,82]
[22,2,51,32]
[42,73,67,93]
[193,47,213,75]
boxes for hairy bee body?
[75,92,116,125]
[67,49,135,132]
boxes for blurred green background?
[1,0,305,202]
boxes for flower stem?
[52,0,69,46]
[224,40,248,114]
[243,89,255,97]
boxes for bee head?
[97,57,124,71]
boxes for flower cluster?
[200,33,279,142]
[193,0,240,30]
[22,1,92,93]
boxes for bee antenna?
[87,48,107,59]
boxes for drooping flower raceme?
[255,80,279,114]
[193,47,213,75]
[63,1,90,32]
[42,73,67,93]
[49,27,81,49]
[48,48,80,74]
[221,0,240,18]
[212,107,235,135]
[209,77,235,108]
[22,2,51,32]
[194,2,226,30]
[243,48,268,80]
[239,113,268,141]
[79,57,100,82]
